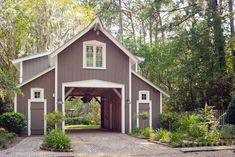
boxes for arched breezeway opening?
[62,80,125,133]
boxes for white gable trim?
[49,17,138,63]
[132,70,170,97]
[12,52,50,64]
[63,79,124,89]
[19,66,55,87]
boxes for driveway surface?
[0,129,235,157]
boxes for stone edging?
[148,139,174,148]
[40,146,73,152]
[178,145,235,153]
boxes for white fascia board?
[62,79,124,89]
[19,66,55,87]
[12,52,50,64]
[49,17,138,63]
[131,70,170,97]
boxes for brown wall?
[132,73,161,130]
[23,56,50,82]
[57,29,130,132]
[17,70,55,127]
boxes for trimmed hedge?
[0,112,27,135]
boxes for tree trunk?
[229,0,235,71]
[149,16,153,44]
[118,0,123,42]
[210,0,226,73]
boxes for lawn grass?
[65,124,100,129]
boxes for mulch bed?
[40,146,73,152]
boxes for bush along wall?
[0,112,27,135]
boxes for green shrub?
[80,114,93,125]
[144,127,152,137]
[189,124,207,138]
[159,112,179,131]
[154,129,169,142]
[232,141,235,145]
[225,97,235,125]
[0,112,27,135]
[45,112,65,127]
[0,132,17,148]
[201,142,206,146]
[169,132,183,144]
[219,124,235,139]
[42,129,71,149]
[65,117,81,125]
[178,114,198,134]
[206,129,220,141]
[132,127,142,135]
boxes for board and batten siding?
[57,29,130,132]
[132,73,161,129]
[17,69,55,132]
[22,56,50,82]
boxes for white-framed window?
[83,40,106,69]
[139,90,150,102]
[31,88,44,101]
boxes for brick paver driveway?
[0,129,235,157]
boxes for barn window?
[31,88,44,101]
[139,90,150,102]
[83,40,106,69]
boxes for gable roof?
[12,52,50,64]
[19,66,55,87]
[49,17,138,63]
[132,70,170,97]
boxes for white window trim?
[31,88,44,101]
[83,40,106,69]
[139,90,150,103]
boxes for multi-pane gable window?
[139,90,150,102]
[83,40,106,69]
[31,88,44,101]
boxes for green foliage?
[159,112,179,131]
[0,132,17,149]
[169,132,183,144]
[206,128,220,141]
[45,112,65,127]
[219,124,235,139]
[178,114,198,133]
[188,124,207,138]
[136,112,149,129]
[154,129,169,142]
[131,127,142,135]
[42,129,71,149]
[225,97,235,125]
[65,98,100,125]
[137,112,149,120]
[0,112,27,135]
[144,127,152,137]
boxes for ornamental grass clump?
[154,129,169,142]
[144,127,152,137]
[42,129,71,150]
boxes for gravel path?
[0,130,235,157]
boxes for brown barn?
[12,17,169,136]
